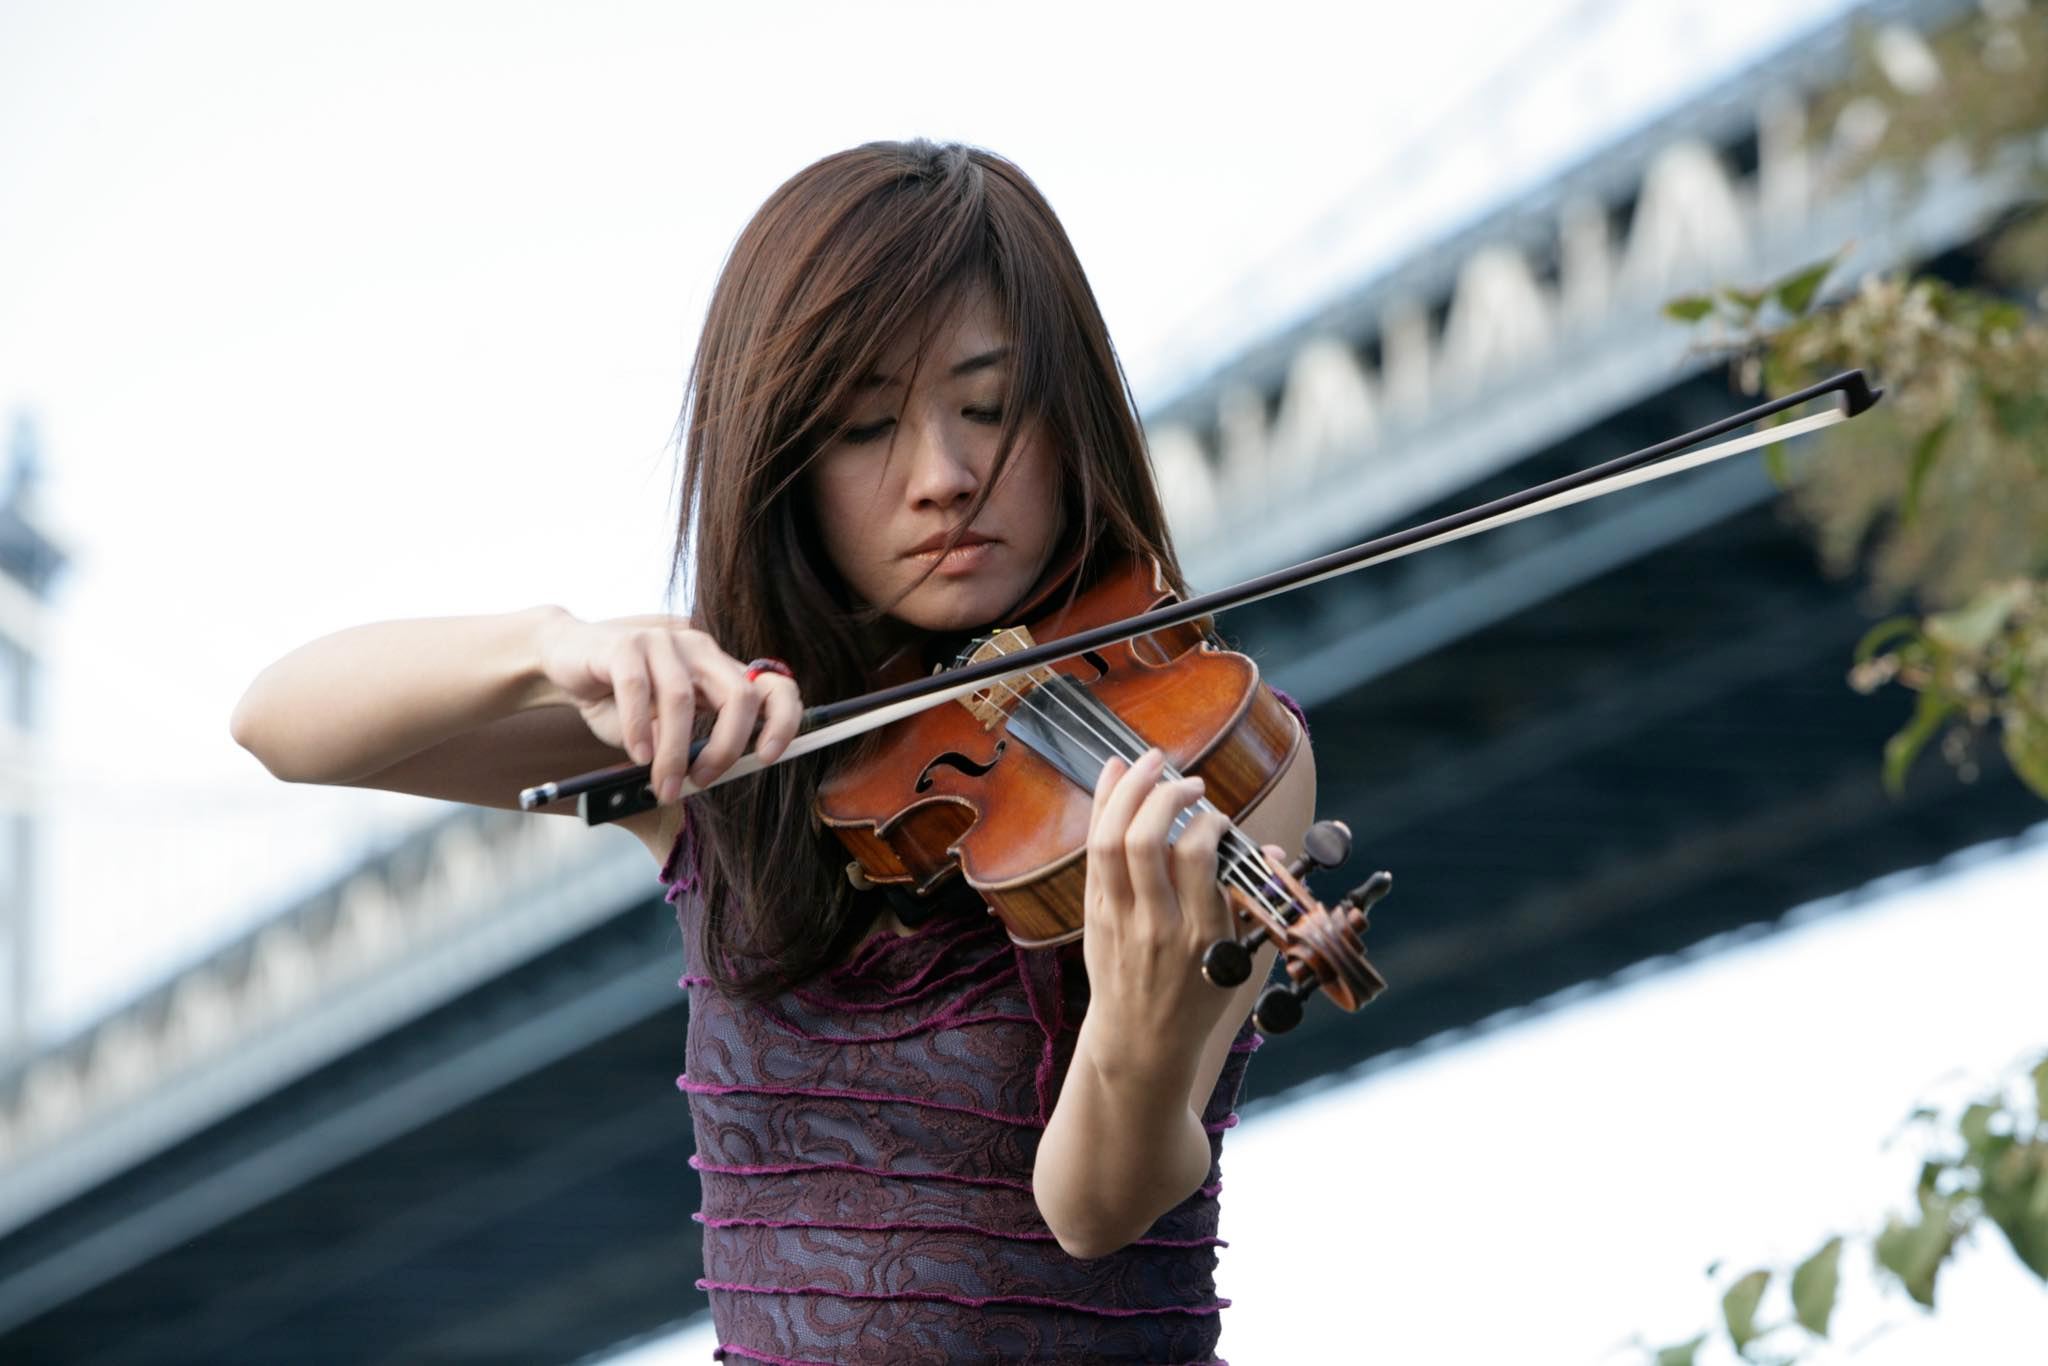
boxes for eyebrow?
[857,346,1010,390]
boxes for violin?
[816,555,1389,1035]
[523,369,1884,1036]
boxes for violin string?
[967,662,1295,931]
[977,664,1268,883]
[974,670,1273,902]
[974,671,1285,918]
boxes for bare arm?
[228,604,801,869]
[1033,732,1313,1259]
[228,604,579,787]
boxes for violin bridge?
[962,626,1057,730]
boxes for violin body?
[816,558,1304,947]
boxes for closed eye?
[842,418,895,444]
[963,407,1002,425]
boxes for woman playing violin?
[231,138,1317,1364]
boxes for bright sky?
[0,0,1868,1039]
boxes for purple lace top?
[658,829,1261,1366]
[655,689,1305,1364]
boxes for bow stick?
[524,368,1882,823]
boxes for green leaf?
[1722,285,1767,317]
[1759,345,1805,402]
[1791,1236,1843,1337]
[1962,1102,1997,1149]
[1990,389,2048,439]
[1655,1333,1707,1366]
[1873,1218,1914,1299]
[1855,616,1921,665]
[2004,711,2048,802]
[1900,419,1951,528]
[1722,1268,1770,1349]
[1772,255,1838,316]
[1979,301,2026,337]
[1925,582,2026,653]
[2034,1057,2048,1129]
[1664,295,1716,323]
[1883,689,1956,796]
[1875,1192,1962,1307]
[1979,1141,2048,1280]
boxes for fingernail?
[660,776,682,802]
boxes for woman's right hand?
[535,611,804,801]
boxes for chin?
[890,574,1030,634]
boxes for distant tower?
[0,412,69,1059]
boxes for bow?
[524,369,1882,823]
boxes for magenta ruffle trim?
[709,1349,1229,1366]
[677,1075,1042,1129]
[769,1006,1040,1045]
[748,971,1029,1045]
[795,945,1012,1013]
[691,1155,1035,1194]
[714,1349,1225,1366]
[689,1155,1223,1203]
[832,910,988,980]
[697,1281,1229,1318]
[693,1213,1226,1249]
[680,960,1010,1006]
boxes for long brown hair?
[669,139,1183,999]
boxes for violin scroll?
[1202,817,1392,1036]
[1200,817,1354,988]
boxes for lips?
[905,530,996,557]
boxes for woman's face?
[808,285,1062,634]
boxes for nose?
[901,414,980,511]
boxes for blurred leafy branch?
[1641,1051,2048,1366]
[1638,6,2047,1360]
[1663,2,2048,803]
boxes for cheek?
[1012,440,1064,550]
[808,464,876,581]
[802,456,901,602]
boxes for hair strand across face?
[668,139,1186,999]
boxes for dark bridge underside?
[5,386,2042,1365]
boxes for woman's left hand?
[1078,746,1247,1086]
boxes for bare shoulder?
[1237,716,1316,851]
[617,802,686,872]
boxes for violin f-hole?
[915,740,1008,792]
[1126,633,1175,668]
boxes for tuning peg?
[1286,820,1352,879]
[1202,938,1251,988]
[1340,870,1392,912]
[1202,922,1274,988]
[1253,976,1319,1034]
